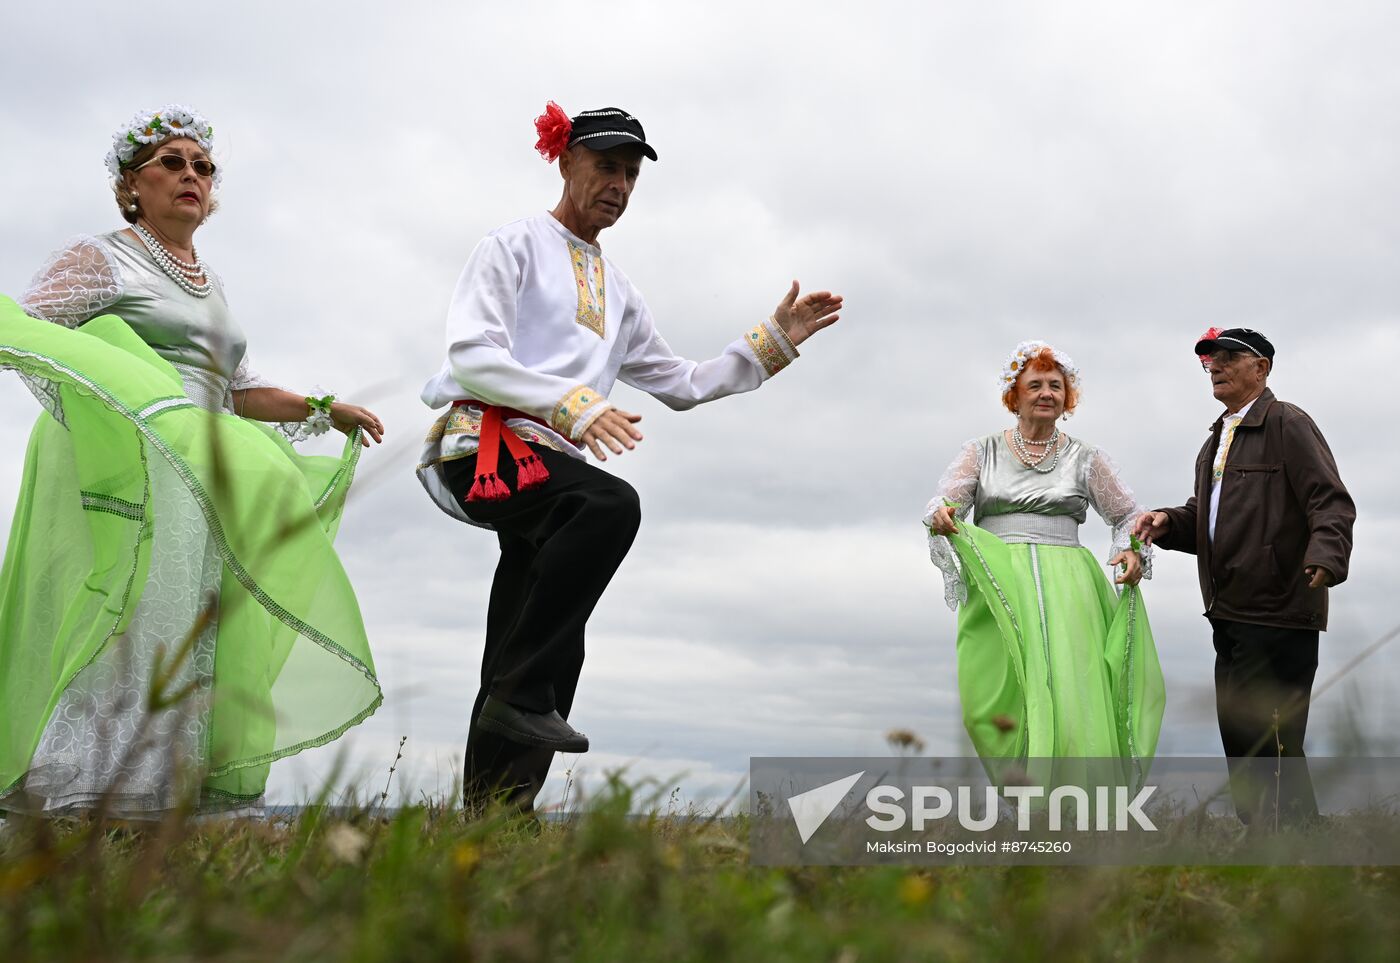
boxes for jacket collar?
[1208,386,1274,431]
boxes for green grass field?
[4,776,1400,963]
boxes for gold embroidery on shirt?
[771,318,799,355]
[569,242,606,338]
[421,407,563,464]
[744,322,793,377]
[552,385,603,438]
[425,411,450,443]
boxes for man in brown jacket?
[1135,328,1355,824]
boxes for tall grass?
[4,773,1400,963]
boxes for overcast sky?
[2,1,1397,809]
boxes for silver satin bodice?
[973,433,1093,545]
[925,430,1152,608]
[102,231,247,406]
[974,433,1092,523]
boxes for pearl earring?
[126,190,139,213]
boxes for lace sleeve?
[229,352,280,392]
[19,236,123,328]
[1083,445,1153,579]
[922,439,981,526]
[11,236,124,424]
[922,438,984,610]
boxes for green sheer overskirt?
[946,520,1164,787]
[0,295,381,804]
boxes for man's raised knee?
[594,476,641,532]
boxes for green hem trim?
[206,691,384,779]
[1118,586,1144,789]
[314,427,363,510]
[80,491,146,521]
[200,786,266,805]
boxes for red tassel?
[515,454,551,491]
[454,399,554,503]
[466,473,511,503]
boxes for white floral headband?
[999,340,1082,394]
[104,105,220,187]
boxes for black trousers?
[1211,618,1320,825]
[443,442,641,814]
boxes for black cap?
[568,108,658,161]
[1194,327,1275,363]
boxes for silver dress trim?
[169,361,232,414]
[980,512,1082,547]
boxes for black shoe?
[477,696,589,753]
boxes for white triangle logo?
[786,771,865,844]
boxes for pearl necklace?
[133,222,212,298]
[133,222,204,276]
[1011,425,1062,473]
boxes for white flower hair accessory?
[104,105,219,187]
[999,340,1082,395]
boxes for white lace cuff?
[926,528,968,611]
[273,391,336,445]
[1109,524,1154,580]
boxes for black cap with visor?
[1194,328,1276,368]
[567,108,658,161]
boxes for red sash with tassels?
[452,400,551,502]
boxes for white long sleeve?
[619,305,797,410]
[20,236,123,328]
[922,438,985,610]
[1083,446,1154,578]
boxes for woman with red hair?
[923,341,1164,786]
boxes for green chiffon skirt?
[944,520,1165,787]
[0,295,381,809]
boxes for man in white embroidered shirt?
[417,103,842,816]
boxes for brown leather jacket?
[1155,388,1355,631]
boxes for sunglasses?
[133,153,217,178]
[1200,351,1261,372]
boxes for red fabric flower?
[534,101,572,162]
[1197,325,1224,364]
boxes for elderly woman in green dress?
[0,105,383,817]
[923,341,1164,785]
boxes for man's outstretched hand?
[1133,511,1171,546]
[581,407,643,461]
[773,281,842,346]
[576,282,839,462]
